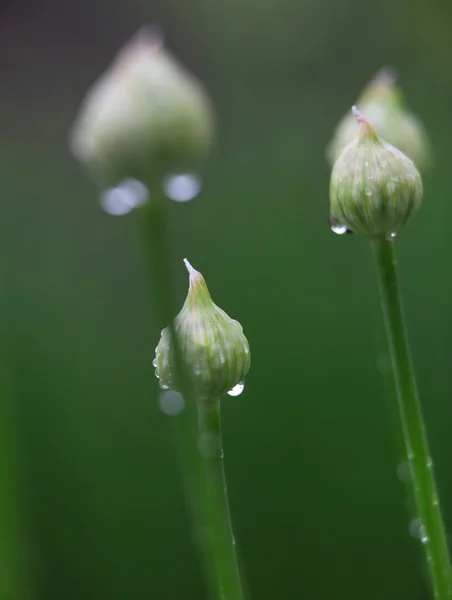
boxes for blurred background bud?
[326,68,431,172]
[329,108,423,238]
[70,26,215,187]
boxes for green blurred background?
[2,0,452,598]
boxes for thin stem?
[141,199,244,600]
[372,237,452,599]
[197,401,244,600]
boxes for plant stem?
[197,401,244,600]
[141,199,244,600]
[372,237,452,599]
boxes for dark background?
[2,0,452,598]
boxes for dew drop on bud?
[227,381,245,397]
[163,173,201,202]
[152,358,157,367]
[159,382,170,390]
[330,218,351,235]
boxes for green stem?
[372,237,452,599]
[197,401,244,600]
[141,199,244,600]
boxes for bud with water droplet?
[329,107,423,238]
[154,260,250,402]
[70,27,215,187]
[326,68,431,171]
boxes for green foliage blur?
[2,0,452,598]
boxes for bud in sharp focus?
[329,107,423,238]
[326,68,431,171]
[70,27,215,186]
[154,260,250,402]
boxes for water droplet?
[409,517,422,539]
[100,178,149,215]
[427,457,433,468]
[163,173,201,202]
[330,220,349,235]
[152,358,157,367]
[390,232,397,239]
[365,187,372,196]
[159,382,169,390]
[396,461,411,484]
[409,518,428,543]
[227,381,245,397]
[420,524,429,544]
[158,390,184,416]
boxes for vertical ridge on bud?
[155,261,250,402]
[330,107,423,238]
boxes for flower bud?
[329,107,423,238]
[154,260,250,402]
[70,27,215,187]
[326,68,431,171]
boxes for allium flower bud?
[329,107,423,238]
[326,68,431,171]
[154,260,250,402]
[70,27,215,186]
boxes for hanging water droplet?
[420,523,429,544]
[330,219,349,235]
[409,517,422,539]
[159,382,170,390]
[152,358,157,367]
[163,173,201,202]
[409,517,428,543]
[396,461,411,484]
[227,381,245,397]
[158,390,185,416]
[100,178,149,215]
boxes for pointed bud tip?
[183,258,204,292]
[352,106,378,141]
[183,258,194,274]
[374,66,398,85]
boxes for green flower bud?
[154,260,250,402]
[326,68,431,171]
[329,107,423,238]
[70,27,215,187]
